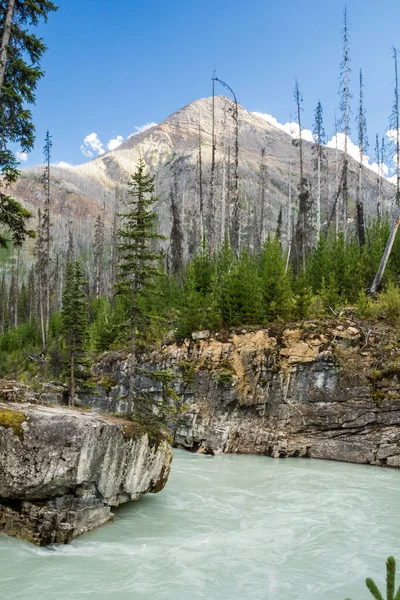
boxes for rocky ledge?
[91,317,400,468]
[0,403,172,545]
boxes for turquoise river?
[0,450,399,600]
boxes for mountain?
[11,95,395,257]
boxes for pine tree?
[259,236,293,321]
[61,261,90,407]
[0,0,57,247]
[116,159,165,416]
[312,101,326,242]
[356,69,368,244]
[345,555,400,600]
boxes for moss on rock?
[0,409,26,440]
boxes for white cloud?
[16,151,28,162]
[80,132,105,158]
[107,135,124,151]
[252,112,314,143]
[53,161,74,169]
[128,122,157,138]
[253,111,395,181]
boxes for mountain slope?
[12,95,395,255]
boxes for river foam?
[0,451,399,599]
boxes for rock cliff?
[91,317,400,468]
[0,403,172,545]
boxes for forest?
[1,3,400,412]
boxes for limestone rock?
[0,403,172,545]
[192,330,210,341]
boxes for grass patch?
[0,409,26,440]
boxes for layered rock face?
[0,403,172,545]
[93,320,400,468]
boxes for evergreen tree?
[259,236,293,321]
[219,249,262,325]
[116,159,165,416]
[345,556,400,600]
[61,261,91,407]
[0,0,57,247]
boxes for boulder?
[0,403,172,545]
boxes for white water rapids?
[0,450,399,599]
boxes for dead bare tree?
[356,69,367,245]
[214,76,240,254]
[338,6,352,238]
[391,46,400,206]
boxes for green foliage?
[259,236,293,321]
[0,0,57,247]
[216,370,234,386]
[345,556,400,600]
[0,408,26,441]
[61,262,93,400]
[357,283,400,325]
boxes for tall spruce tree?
[116,159,165,416]
[61,261,90,407]
[0,0,57,247]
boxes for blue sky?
[21,0,400,167]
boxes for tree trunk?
[0,0,15,96]
[128,302,137,416]
[370,216,400,294]
[316,151,321,242]
[69,353,75,407]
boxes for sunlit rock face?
[0,403,172,545]
[91,320,400,468]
